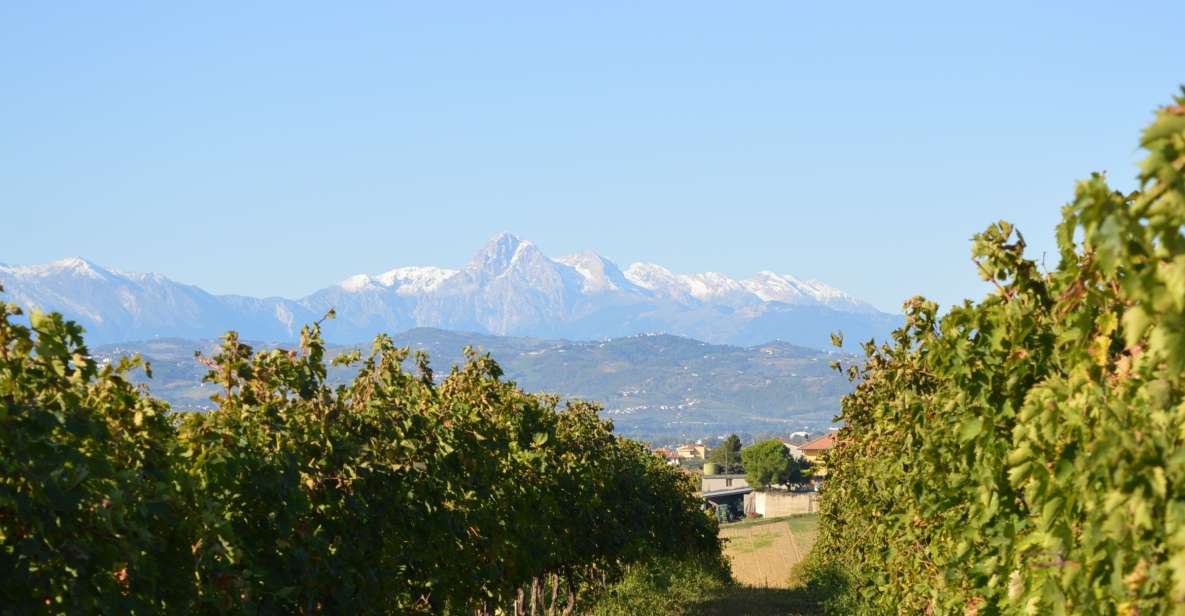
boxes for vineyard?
[808,90,1185,614]
[0,300,722,613]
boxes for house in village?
[675,443,709,460]
[799,433,836,484]
[799,433,835,464]
[651,447,680,465]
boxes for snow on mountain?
[740,271,878,313]
[374,266,457,294]
[414,233,584,336]
[555,251,639,294]
[336,267,457,295]
[3,257,109,280]
[338,274,378,293]
[680,272,759,307]
[742,271,810,303]
[462,232,553,284]
[626,266,772,307]
[0,234,897,349]
[622,262,692,301]
[788,276,879,313]
[0,258,314,344]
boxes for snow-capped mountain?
[0,233,899,348]
[0,257,316,343]
[741,270,879,314]
[554,251,637,294]
[620,262,877,313]
[337,266,457,295]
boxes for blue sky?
[2,2,1181,313]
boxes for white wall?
[754,491,817,516]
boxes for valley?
[94,328,855,439]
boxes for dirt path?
[720,515,817,589]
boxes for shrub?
[811,90,1185,614]
[0,300,194,612]
[0,291,721,613]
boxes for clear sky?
[2,2,1181,313]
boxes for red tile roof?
[800,433,836,452]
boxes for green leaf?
[959,417,985,443]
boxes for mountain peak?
[339,274,376,292]
[623,261,678,286]
[1,256,109,280]
[556,251,632,293]
[466,232,543,278]
[743,271,808,303]
[56,256,94,268]
[51,256,106,275]
[490,231,521,243]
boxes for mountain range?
[0,233,899,349]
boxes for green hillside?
[94,329,853,439]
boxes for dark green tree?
[741,439,798,489]
[708,434,743,473]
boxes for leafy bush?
[578,555,731,616]
[0,292,721,613]
[810,90,1185,614]
[0,305,194,613]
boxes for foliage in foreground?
[578,556,731,616]
[0,298,720,613]
[809,90,1185,614]
[580,555,821,616]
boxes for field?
[721,514,818,588]
[579,515,823,615]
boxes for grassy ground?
[721,514,797,529]
[579,558,822,616]
[689,586,822,615]
[580,514,823,615]
[721,514,817,588]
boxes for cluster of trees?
[0,299,722,614]
[707,434,804,490]
[707,434,743,473]
[810,91,1185,613]
[741,440,801,490]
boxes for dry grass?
[721,515,817,589]
[581,515,825,616]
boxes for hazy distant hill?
[94,329,854,439]
[2,233,899,350]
